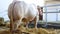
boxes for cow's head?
[37,5,43,15]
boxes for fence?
[43,4,60,26]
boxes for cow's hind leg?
[12,18,23,34]
[10,16,15,34]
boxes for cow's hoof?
[12,30,20,33]
[24,25,26,27]
[22,32,29,34]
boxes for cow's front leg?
[34,17,37,29]
[26,22,29,29]
[34,15,39,29]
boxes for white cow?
[8,0,39,32]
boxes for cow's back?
[8,1,28,21]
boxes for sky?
[0,0,44,21]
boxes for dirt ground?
[0,26,60,34]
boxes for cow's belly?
[26,15,35,21]
[24,12,37,21]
